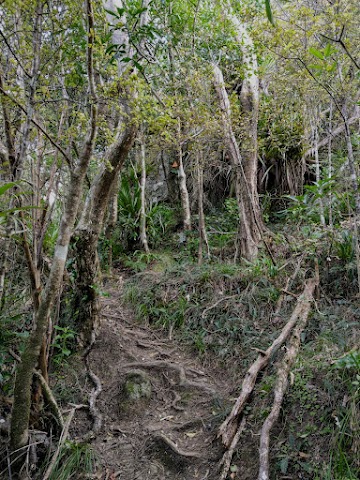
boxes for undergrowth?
[121,212,360,478]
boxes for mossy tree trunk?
[72,117,137,345]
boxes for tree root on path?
[258,279,316,480]
[83,333,103,438]
[219,417,246,480]
[218,277,317,448]
[123,361,216,394]
[152,433,202,459]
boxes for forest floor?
[72,270,235,480]
[54,258,359,480]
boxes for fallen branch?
[42,408,75,480]
[218,278,317,448]
[258,278,316,480]
[123,361,216,394]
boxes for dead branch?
[258,278,316,480]
[153,433,202,459]
[42,408,75,480]
[123,361,216,394]
[33,371,64,429]
[218,278,317,448]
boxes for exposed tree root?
[33,371,64,429]
[153,433,202,459]
[83,333,103,436]
[166,390,185,411]
[86,361,103,434]
[123,361,216,394]
[218,278,317,448]
[272,257,303,324]
[258,280,316,480]
[219,417,246,480]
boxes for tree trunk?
[104,177,119,270]
[197,152,210,264]
[311,113,326,225]
[10,0,98,455]
[232,15,263,260]
[213,63,262,261]
[71,0,150,344]
[177,117,192,231]
[72,119,137,345]
[139,134,150,254]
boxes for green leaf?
[0,182,16,196]
[309,47,324,60]
[265,0,275,26]
[324,43,332,57]
[280,457,289,474]
[104,8,119,18]
[133,60,143,72]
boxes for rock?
[123,370,152,402]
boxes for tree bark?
[104,177,119,270]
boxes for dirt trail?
[82,272,231,479]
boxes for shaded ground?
[82,272,232,479]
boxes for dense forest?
[0,0,359,479]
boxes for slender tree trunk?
[342,102,360,294]
[232,15,263,260]
[197,151,210,264]
[177,117,191,231]
[10,0,98,455]
[139,134,150,254]
[328,101,333,228]
[105,177,119,270]
[311,113,326,225]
